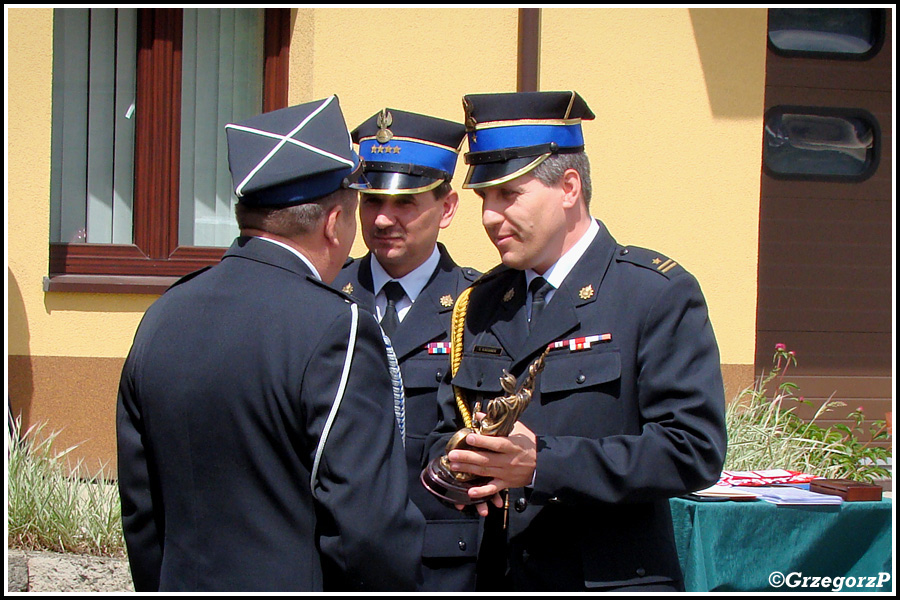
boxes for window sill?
[43,274,180,295]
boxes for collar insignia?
[579,285,594,300]
[440,294,454,308]
[503,288,515,302]
[341,283,354,294]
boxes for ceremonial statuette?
[421,348,549,505]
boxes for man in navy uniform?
[332,108,480,591]
[435,91,727,591]
[117,97,425,592]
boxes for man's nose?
[481,195,504,229]
[374,210,396,229]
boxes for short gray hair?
[530,151,592,208]
[235,187,356,237]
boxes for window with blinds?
[50,8,265,250]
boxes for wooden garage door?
[756,8,892,447]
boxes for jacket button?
[435,369,443,382]
[458,540,467,552]
[476,377,483,387]
[521,549,530,563]
[548,496,561,504]
[620,248,629,255]
[515,497,528,512]
[636,568,646,577]
[576,374,586,384]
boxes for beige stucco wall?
[290,7,518,274]
[9,7,763,367]
[8,8,158,361]
[540,8,767,366]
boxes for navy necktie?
[528,276,553,332]
[381,281,405,340]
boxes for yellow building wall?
[7,7,765,470]
[540,8,767,368]
[289,7,518,272]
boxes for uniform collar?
[525,218,600,293]
[371,245,441,302]
[255,236,322,281]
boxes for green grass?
[7,417,126,557]
[724,346,891,483]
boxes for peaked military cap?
[461,91,595,189]
[225,96,364,207]
[351,108,466,195]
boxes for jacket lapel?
[390,247,457,360]
[347,254,377,312]
[511,221,618,370]
[484,272,530,363]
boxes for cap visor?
[462,155,548,189]
[351,171,443,195]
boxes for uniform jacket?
[333,243,481,591]
[433,221,727,591]
[117,236,425,592]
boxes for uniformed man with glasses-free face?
[433,91,727,592]
[333,108,480,592]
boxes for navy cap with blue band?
[351,108,466,195]
[461,91,595,189]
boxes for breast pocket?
[540,346,621,394]
[451,353,512,395]
[533,347,624,436]
[401,356,450,437]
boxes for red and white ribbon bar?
[547,333,611,352]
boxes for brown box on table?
[809,479,883,501]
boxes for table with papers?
[670,494,893,592]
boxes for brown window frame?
[46,8,290,292]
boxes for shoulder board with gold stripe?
[615,246,683,279]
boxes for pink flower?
[775,343,786,351]
[857,406,865,413]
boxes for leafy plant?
[7,416,126,557]
[724,344,891,482]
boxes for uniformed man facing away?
[117,97,425,592]
[434,91,727,592]
[332,108,480,591]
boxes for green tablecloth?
[670,496,893,592]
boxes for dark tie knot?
[529,276,553,302]
[383,281,406,304]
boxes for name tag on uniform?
[426,342,452,355]
[474,345,503,355]
[547,334,611,353]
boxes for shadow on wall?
[8,268,34,435]
[689,7,768,119]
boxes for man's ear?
[323,203,343,246]
[559,168,583,210]
[439,189,459,229]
